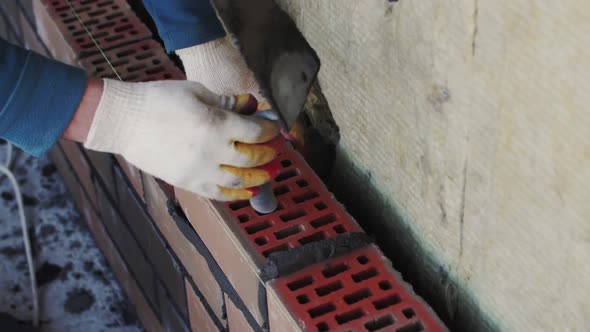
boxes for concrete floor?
[0,142,143,332]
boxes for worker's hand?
[176,36,264,100]
[83,79,284,201]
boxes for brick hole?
[281,159,293,168]
[316,322,329,332]
[352,268,378,283]
[343,288,372,305]
[379,280,392,290]
[279,209,306,222]
[245,220,271,234]
[122,74,139,81]
[315,202,327,210]
[63,17,77,24]
[296,294,309,304]
[116,49,136,57]
[298,231,326,245]
[373,294,401,310]
[72,30,87,36]
[59,13,68,18]
[293,191,319,203]
[97,21,116,29]
[95,67,105,73]
[335,308,365,325]
[136,52,155,60]
[104,34,124,42]
[82,19,99,26]
[310,214,336,228]
[254,236,267,246]
[402,308,416,319]
[88,9,107,17]
[92,31,109,39]
[129,30,139,35]
[163,73,173,79]
[274,225,303,240]
[333,224,346,234]
[287,276,313,291]
[121,18,129,22]
[315,280,343,296]
[81,42,97,48]
[52,1,60,5]
[141,44,150,50]
[75,37,85,43]
[296,179,309,187]
[111,5,119,10]
[322,263,349,278]
[76,6,92,13]
[262,243,289,257]
[397,322,424,332]
[274,185,289,196]
[106,12,124,20]
[114,24,133,32]
[357,255,369,265]
[276,169,298,182]
[152,59,161,65]
[110,59,128,67]
[229,200,249,211]
[68,25,75,30]
[237,214,250,223]
[364,314,395,331]
[308,303,336,319]
[146,66,165,75]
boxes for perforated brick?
[270,245,447,332]
[80,39,184,81]
[42,0,151,56]
[223,144,362,259]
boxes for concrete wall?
[277,0,590,330]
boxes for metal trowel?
[210,0,321,213]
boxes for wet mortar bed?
[0,142,143,332]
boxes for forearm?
[62,78,103,143]
[142,0,225,52]
[0,39,86,156]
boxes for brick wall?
[22,0,449,331]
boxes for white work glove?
[84,79,284,201]
[176,37,264,100]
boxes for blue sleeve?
[143,0,226,53]
[0,39,87,156]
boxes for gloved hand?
[84,79,284,201]
[176,36,264,100]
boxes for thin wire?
[0,146,39,327]
[64,2,300,328]
[63,0,122,81]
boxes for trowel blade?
[210,0,320,129]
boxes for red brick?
[143,174,224,322]
[114,167,187,319]
[58,139,97,209]
[80,39,185,82]
[33,0,79,65]
[96,181,158,309]
[268,245,448,332]
[225,293,254,332]
[42,0,151,57]
[115,155,144,201]
[175,189,266,326]
[157,281,190,332]
[82,189,163,332]
[222,143,362,260]
[186,279,220,332]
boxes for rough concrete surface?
[275,0,590,331]
[0,143,143,332]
